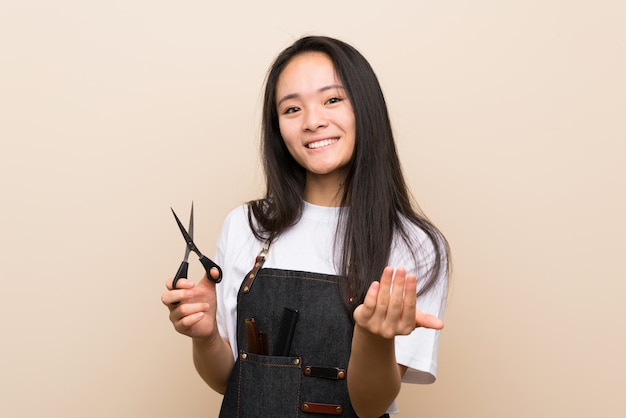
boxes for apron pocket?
[236,352,302,417]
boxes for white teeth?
[307,138,338,149]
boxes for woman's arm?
[192,334,234,394]
[348,267,443,417]
[162,270,235,394]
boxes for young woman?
[162,36,450,418]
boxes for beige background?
[1,1,625,417]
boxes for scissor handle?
[172,261,189,290]
[199,256,223,283]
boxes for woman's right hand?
[161,267,221,340]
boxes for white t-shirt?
[214,201,447,409]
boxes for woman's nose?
[302,106,329,131]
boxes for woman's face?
[275,52,356,185]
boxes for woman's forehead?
[275,52,343,99]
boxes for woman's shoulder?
[216,203,264,263]
[223,203,249,225]
[391,214,448,277]
[217,204,253,243]
[395,214,435,247]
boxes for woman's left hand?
[353,267,443,339]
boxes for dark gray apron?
[219,263,391,417]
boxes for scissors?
[171,202,222,289]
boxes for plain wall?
[1,1,625,417]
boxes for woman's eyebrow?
[277,84,346,106]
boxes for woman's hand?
[353,267,443,339]
[162,268,235,393]
[161,267,221,341]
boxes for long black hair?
[248,35,449,309]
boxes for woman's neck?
[303,172,347,207]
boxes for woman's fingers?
[376,267,394,311]
[415,311,444,330]
[162,274,219,339]
[209,267,221,281]
[387,268,406,319]
[161,279,194,307]
[165,277,195,290]
[173,303,210,328]
[362,280,380,311]
[355,267,443,337]
[400,274,417,320]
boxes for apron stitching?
[236,359,242,418]
[241,359,301,368]
[296,363,302,418]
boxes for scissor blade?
[171,207,201,258]
[189,202,194,243]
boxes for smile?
[306,138,339,149]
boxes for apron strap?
[242,239,271,293]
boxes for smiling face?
[275,52,356,194]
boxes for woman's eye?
[326,97,343,105]
[284,106,300,114]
